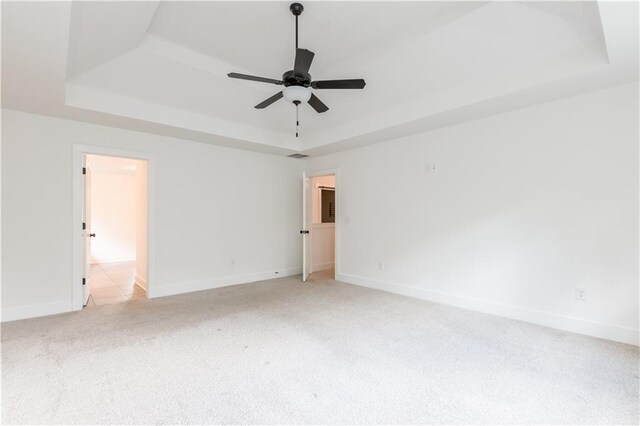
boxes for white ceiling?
[2,1,638,157]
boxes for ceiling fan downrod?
[290,3,303,51]
[291,3,304,138]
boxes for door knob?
[89,233,96,237]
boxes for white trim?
[153,268,301,299]
[311,223,335,229]
[72,144,157,310]
[2,301,73,322]
[337,273,639,346]
[0,270,299,321]
[134,275,148,291]
[91,256,136,264]
[312,262,335,272]
[305,168,340,277]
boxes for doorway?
[302,171,337,282]
[82,154,148,307]
[73,144,156,311]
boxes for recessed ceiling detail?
[2,1,638,156]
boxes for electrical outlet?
[575,286,588,301]
[424,163,436,174]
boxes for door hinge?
[82,222,86,230]
[82,167,86,175]
[300,230,309,234]
[82,278,86,286]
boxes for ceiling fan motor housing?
[282,70,311,87]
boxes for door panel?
[302,172,312,282]
[82,159,92,306]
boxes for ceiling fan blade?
[312,79,366,89]
[308,93,329,113]
[254,91,284,109]
[294,49,315,75]
[228,72,283,85]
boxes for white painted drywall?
[1,109,302,320]
[135,160,148,289]
[311,175,335,272]
[305,82,639,345]
[2,82,637,346]
[87,161,137,263]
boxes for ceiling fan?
[227,2,366,137]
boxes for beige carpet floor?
[2,272,638,424]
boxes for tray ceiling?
[2,1,638,156]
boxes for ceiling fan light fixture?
[227,2,366,136]
[283,85,312,104]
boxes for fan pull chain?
[296,103,299,138]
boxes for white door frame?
[72,144,157,311]
[305,168,340,277]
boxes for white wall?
[1,109,302,320]
[2,83,637,346]
[311,175,335,272]
[135,160,148,289]
[306,82,639,345]
[88,165,137,263]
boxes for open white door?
[302,172,312,282]
[82,158,93,306]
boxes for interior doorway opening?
[303,173,336,282]
[82,154,148,307]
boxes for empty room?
[1,1,638,424]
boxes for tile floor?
[85,261,146,307]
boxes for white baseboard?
[150,268,302,299]
[1,300,73,322]
[91,255,135,264]
[134,275,147,291]
[2,269,300,322]
[311,262,334,272]
[337,273,639,346]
